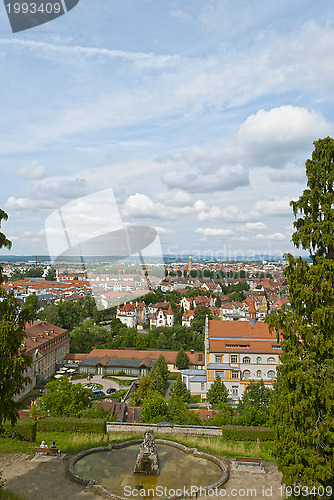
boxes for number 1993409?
[6,3,62,14]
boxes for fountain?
[69,432,229,499]
[133,431,159,475]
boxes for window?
[198,354,203,361]
[256,370,262,378]
[232,371,239,378]
[231,354,238,363]
[268,370,276,379]
[216,371,224,377]
[232,386,238,396]
[243,356,251,364]
[242,370,251,380]
[215,356,222,363]
[256,356,262,364]
[201,382,204,390]
[267,357,275,364]
[226,344,249,348]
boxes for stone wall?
[106,421,221,436]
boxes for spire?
[248,299,257,325]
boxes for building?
[17,320,70,400]
[78,348,204,376]
[182,316,281,405]
[150,305,174,328]
[116,303,137,328]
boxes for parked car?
[106,388,116,394]
[91,390,105,398]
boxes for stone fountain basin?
[68,438,229,500]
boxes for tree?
[175,347,190,370]
[266,137,334,490]
[36,376,92,417]
[206,375,228,409]
[141,391,168,423]
[45,267,56,281]
[237,381,271,426]
[150,354,169,383]
[169,374,190,403]
[24,294,39,321]
[0,211,32,425]
[0,210,11,284]
[191,305,212,333]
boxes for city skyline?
[1,1,333,258]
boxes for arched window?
[256,356,262,364]
[267,357,275,364]
[242,370,251,380]
[256,370,262,378]
[243,356,251,364]
[267,370,276,379]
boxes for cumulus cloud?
[256,232,286,240]
[237,106,331,168]
[5,196,56,211]
[18,161,46,180]
[162,165,249,193]
[241,222,267,231]
[195,227,234,237]
[255,197,292,215]
[122,193,168,218]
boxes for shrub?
[36,418,106,434]
[0,419,37,442]
[222,425,273,442]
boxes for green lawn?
[0,431,274,461]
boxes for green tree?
[236,381,271,426]
[0,212,32,425]
[169,374,190,403]
[45,267,56,281]
[206,375,228,409]
[141,391,168,423]
[24,294,39,321]
[175,347,190,370]
[36,376,92,417]
[150,354,169,383]
[150,368,165,395]
[0,209,11,283]
[167,395,201,425]
[266,137,334,490]
[130,374,153,405]
[191,305,212,333]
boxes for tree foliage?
[237,381,271,426]
[266,137,334,489]
[175,347,190,370]
[169,374,190,403]
[36,376,92,417]
[206,375,229,409]
[141,391,168,423]
[0,211,32,425]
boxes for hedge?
[0,419,37,442]
[221,425,273,441]
[37,418,106,434]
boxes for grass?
[1,491,28,500]
[0,431,274,461]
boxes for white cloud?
[18,161,46,180]
[5,196,55,211]
[195,227,234,237]
[162,165,249,193]
[256,232,286,240]
[122,193,168,218]
[241,222,268,231]
[153,226,175,234]
[255,197,292,215]
[237,105,331,168]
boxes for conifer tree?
[267,137,334,490]
[206,375,228,409]
[175,347,190,370]
[0,210,32,425]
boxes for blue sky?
[0,0,334,259]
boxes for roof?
[206,363,241,371]
[84,348,204,365]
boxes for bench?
[35,447,60,458]
[235,456,263,469]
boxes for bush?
[222,425,273,442]
[37,418,106,434]
[0,420,37,442]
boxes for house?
[182,309,195,327]
[150,305,174,328]
[78,348,204,376]
[182,317,281,405]
[17,320,70,400]
[180,297,193,311]
[116,303,137,328]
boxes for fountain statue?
[133,431,160,475]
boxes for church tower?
[248,299,257,326]
[188,256,193,272]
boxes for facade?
[17,320,70,400]
[150,305,174,328]
[182,316,281,405]
[78,348,204,376]
[116,303,137,328]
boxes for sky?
[0,0,334,260]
